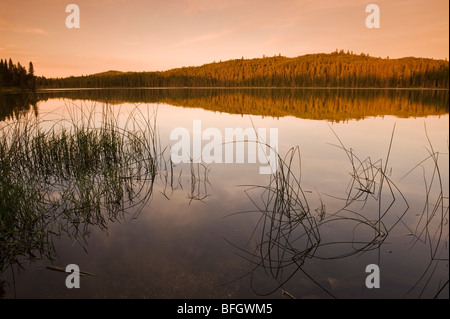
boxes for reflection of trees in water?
[2,88,448,123]
[35,88,448,122]
[0,92,38,122]
[1,91,447,298]
[0,103,210,279]
[237,128,448,299]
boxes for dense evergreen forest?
[0,59,36,90]
[38,51,449,88]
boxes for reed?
[0,102,160,272]
[235,126,447,298]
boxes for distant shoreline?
[36,53,449,90]
[2,86,448,94]
[0,87,35,93]
[33,86,449,92]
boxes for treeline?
[39,51,449,88]
[0,59,37,90]
[31,88,449,123]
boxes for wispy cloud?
[0,17,52,36]
[1,0,447,77]
[22,27,52,36]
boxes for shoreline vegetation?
[0,104,161,273]
[1,51,448,92]
[0,102,212,276]
[0,59,36,91]
[36,86,450,91]
[2,51,446,90]
[1,51,449,122]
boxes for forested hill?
[39,51,449,88]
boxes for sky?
[1,0,448,77]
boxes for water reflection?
[0,104,210,279]
[236,128,448,298]
[0,92,38,121]
[2,88,448,123]
[0,89,448,299]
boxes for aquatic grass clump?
[236,126,447,298]
[0,103,160,271]
[228,146,322,296]
[400,125,449,298]
[0,164,52,271]
[319,126,409,256]
[254,147,320,270]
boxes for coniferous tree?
[0,59,4,86]
[0,58,37,90]
[27,62,36,90]
[36,52,449,89]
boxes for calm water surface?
[0,89,448,298]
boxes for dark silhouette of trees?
[0,58,37,90]
[26,62,37,90]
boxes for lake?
[0,88,448,299]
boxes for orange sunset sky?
[1,0,448,77]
